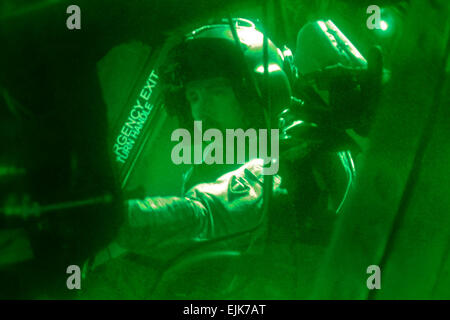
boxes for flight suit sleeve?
[116,159,282,257]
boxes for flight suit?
[116,158,282,260]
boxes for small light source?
[317,21,328,32]
[237,28,264,47]
[282,47,293,57]
[255,63,281,73]
[380,20,388,31]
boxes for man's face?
[185,77,246,131]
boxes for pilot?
[86,18,360,298]
[115,19,294,259]
[115,17,358,254]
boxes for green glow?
[255,63,281,73]
[380,20,389,31]
[282,47,293,57]
[326,20,367,63]
[0,166,25,177]
[237,28,264,47]
[317,21,328,33]
[113,70,159,164]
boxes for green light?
[236,28,264,47]
[113,69,159,164]
[255,63,281,73]
[380,20,388,31]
